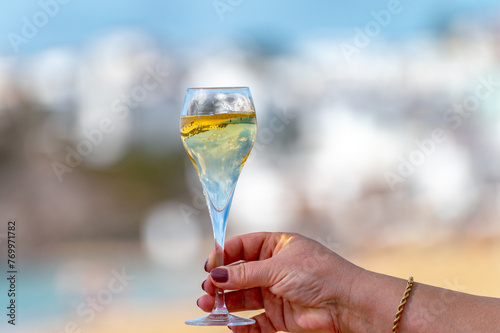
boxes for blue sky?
[1,0,499,55]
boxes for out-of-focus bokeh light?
[141,201,202,268]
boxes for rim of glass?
[186,86,249,90]
[182,86,255,116]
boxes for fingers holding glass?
[205,232,293,272]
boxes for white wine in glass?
[180,87,257,326]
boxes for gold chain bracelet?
[392,276,414,333]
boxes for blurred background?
[1,0,500,332]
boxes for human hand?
[198,232,364,332]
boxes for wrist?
[340,270,408,333]
[322,263,371,333]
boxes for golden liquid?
[181,113,256,211]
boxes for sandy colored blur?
[34,235,500,333]
[351,235,500,298]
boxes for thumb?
[210,260,275,290]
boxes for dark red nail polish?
[196,297,201,307]
[210,267,228,283]
[201,279,206,291]
[204,259,209,272]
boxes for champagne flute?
[180,87,257,326]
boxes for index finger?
[205,232,291,272]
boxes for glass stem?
[213,239,227,313]
[206,187,235,315]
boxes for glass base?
[185,312,255,326]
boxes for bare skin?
[198,232,500,332]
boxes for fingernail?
[201,279,206,291]
[204,259,209,272]
[210,267,228,283]
[196,297,200,307]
